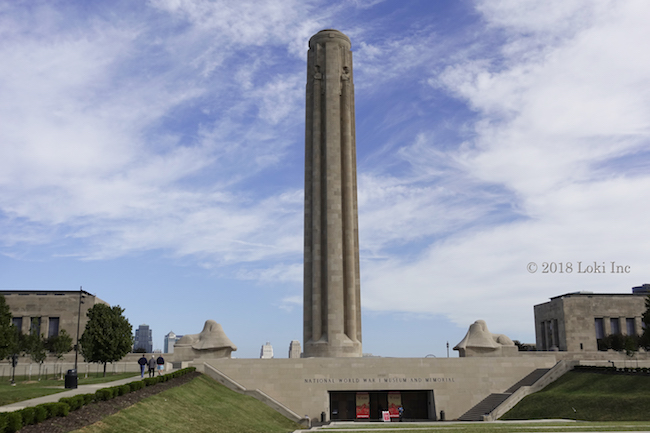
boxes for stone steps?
[457,393,511,421]
[457,368,552,421]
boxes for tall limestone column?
[303,29,362,358]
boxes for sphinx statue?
[173,320,237,361]
[453,320,517,357]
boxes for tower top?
[309,29,351,49]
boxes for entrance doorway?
[329,390,434,421]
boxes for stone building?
[534,289,647,352]
[303,29,362,358]
[1,289,108,340]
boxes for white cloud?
[358,0,650,337]
[0,1,313,263]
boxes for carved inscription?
[304,377,455,384]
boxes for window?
[626,318,636,336]
[595,318,604,339]
[48,317,60,338]
[12,317,22,332]
[553,319,560,349]
[30,317,41,336]
[610,318,620,335]
[546,321,553,347]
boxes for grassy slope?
[501,371,650,421]
[0,372,140,406]
[74,374,303,433]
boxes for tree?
[46,329,73,379]
[640,295,650,350]
[79,304,133,376]
[22,318,47,380]
[0,294,17,360]
[46,329,73,358]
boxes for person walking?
[148,355,156,378]
[156,355,165,376]
[138,354,147,378]
[398,405,404,422]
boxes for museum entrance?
[329,390,434,421]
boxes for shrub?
[19,407,36,425]
[60,395,85,411]
[74,394,86,409]
[0,414,6,433]
[95,388,115,401]
[41,402,69,418]
[3,412,23,433]
[144,377,159,386]
[119,384,131,396]
[129,380,144,392]
[34,405,48,423]
[81,393,96,405]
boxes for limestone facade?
[303,29,362,358]
[534,291,646,352]
[201,355,557,421]
[1,289,108,341]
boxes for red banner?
[388,391,401,418]
[356,392,369,418]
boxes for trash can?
[439,410,445,421]
[65,369,78,389]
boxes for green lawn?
[0,372,140,406]
[501,371,650,421]
[72,374,304,433]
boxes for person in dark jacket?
[148,355,156,378]
[156,355,165,376]
[138,355,147,378]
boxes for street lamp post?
[65,286,84,389]
[74,287,85,371]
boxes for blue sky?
[1,0,649,358]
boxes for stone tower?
[303,29,362,358]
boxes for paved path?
[293,420,650,433]
[0,374,149,412]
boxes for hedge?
[0,412,22,433]
[17,407,35,425]
[0,366,197,433]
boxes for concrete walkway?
[0,374,150,413]
[294,420,650,433]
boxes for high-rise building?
[288,340,302,358]
[134,324,153,353]
[164,331,182,353]
[303,29,362,358]
[260,342,274,359]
